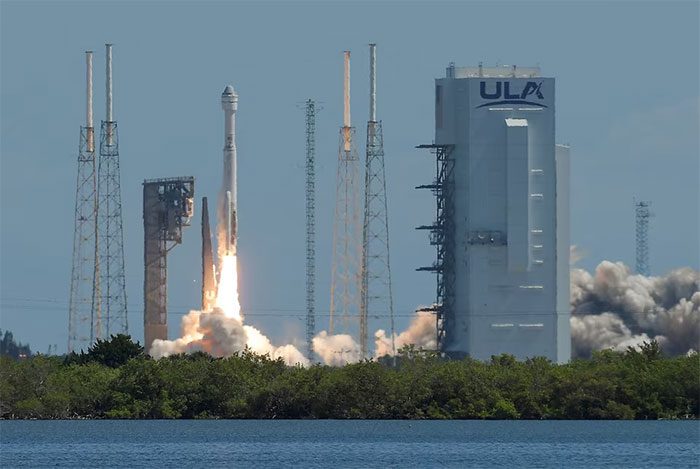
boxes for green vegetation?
[0,330,31,359]
[0,335,697,420]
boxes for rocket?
[201,196,216,311]
[221,85,238,255]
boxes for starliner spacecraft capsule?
[221,85,238,255]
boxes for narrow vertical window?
[436,85,443,129]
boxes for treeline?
[0,335,697,420]
[0,330,31,360]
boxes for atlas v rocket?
[201,85,239,311]
[221,85,238,255]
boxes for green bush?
[1,338,697,420]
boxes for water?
[1,420,698,468]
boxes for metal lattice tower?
[94,43,129,337]
[416,143,455,352]
[304,99,317,359]
[635,200,652,276]
[330,51,362,336]
[68,51,98,353]
[360,44,395,360]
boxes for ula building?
[418,64,570,363]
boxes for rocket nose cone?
[223,85,235,95]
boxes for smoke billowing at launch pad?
[571,261,699,358]
[150,258,698,365]
[67,44,698,366]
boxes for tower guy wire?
[68,51,98,353]
[330,51,362,337]
[360,43,396,360]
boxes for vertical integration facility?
[419,64,570,363]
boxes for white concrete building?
[429,64,570,362]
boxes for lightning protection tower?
[304,99,318,360]
[68,51,99,353]
[330,51,362,337]
[360,44,395,360]
[94,43,129,338]
[635,199,652,276]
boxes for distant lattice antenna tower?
[68,51,99,353]
[635,199,653,276]
[330,51,362,336]
[303,99,319,360]
[94,43,129,338]
[360,44,395,360]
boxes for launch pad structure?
[94,44,129,340]
[360,44,396,359]
[69,44,129,352]
[68,51,98,353]
[330,51,363,337]
[143,177,194,352]
[416,143,456,351]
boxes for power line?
[1,299,630,318]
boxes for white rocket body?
[221,85,238,255]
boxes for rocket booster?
[221,85,238,255]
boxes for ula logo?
[477,81,546,108]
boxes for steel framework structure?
[330,128,362,335]
[416,143,455,351]
[304,99,317,359]
[330,51,362,337]
[143,177,194,352]
[94,44,128,338]
[68,51,98,353]
[360,44,395,360]
[635,200,652,276]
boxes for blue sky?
[1,1,698,353]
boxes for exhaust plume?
[374,310,436,356]
[571,261,699,357]
[312,331,361,366]
[150,254,308,366]
[150,307,309,366]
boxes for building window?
[436,85,443,129]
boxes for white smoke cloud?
[374,311,436,357]
[153,256,697,364]
[311,331,361,366]
[571,261,700,357]
[308,310,437,365]
[150,308,309,367]
[570,312,655,357]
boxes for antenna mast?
[304,99,318,360]
[635,199,653,276]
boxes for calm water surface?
[1,420,698,468]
